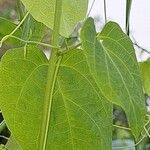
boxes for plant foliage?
[0,0,147,149]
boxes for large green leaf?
[81,18,146,138]
[0,44,112,149]
[140,60,150,96]
[20,0,88,37]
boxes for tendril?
[0,12,29,47]
[113,114,150,149]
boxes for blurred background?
[88,0,150,62]
[0,0,150,149]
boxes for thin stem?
[113,116,150,149]
[104,0,107,23]
[134,43,150,55]
[113,124,131,131]
[58,43,81,55]
[144,118,150,138]
[0,12,29,47]
[8,35,59,49]
[112,135,146,149]
[38,0,63,150]
[87,0,96,17]
[0,120,6,134]
[126,0,132,36]
[0,135,9,140]
[132,35,150,55]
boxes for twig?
[8,35,59,49]
[134,43,150,55]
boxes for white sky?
[88,0,150,61]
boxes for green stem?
[38,0,63,150]
[9,35,59,49]
[113,124,131,131]
[0,120,6,134]
[58,43,81,55]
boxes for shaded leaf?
[21,15,46,42]
[20,0,89,37]
[140,60,150,96]
[0,17,21,45]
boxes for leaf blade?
[81,18,146,138]
[140,60,150,96]
[0,46,112,149]
[20,0,89,37]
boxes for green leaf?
[21,15,46,42]
[81,18,146,138]
[140,60,150,96]
[0,45,112,149]
[20,0,89,37]
[0,145,6,150]
[0,17,21,45]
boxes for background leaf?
[81,18,146,138]
[20,0,89,37]
[140,60,150,96]
[0,17,21,46]
[20,15,46,43]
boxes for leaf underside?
[20,0,89,37]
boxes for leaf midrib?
[57,80,75,150]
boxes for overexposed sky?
[88,0,150,61]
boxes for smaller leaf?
[0,17,21,46]
[20,0,89,37]
[140,60,150,96]
[21,15,46,42]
